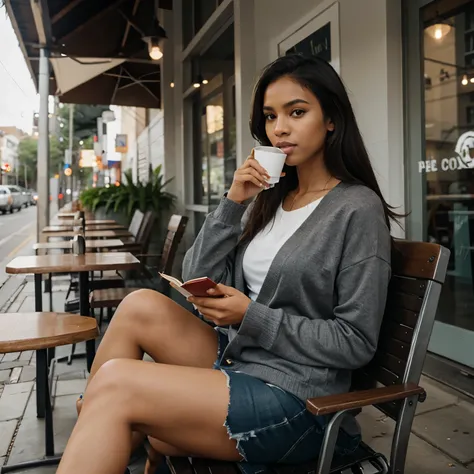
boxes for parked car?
[5,185,26,212]
[19,187,31,207]
[0,186,13,214]
[29,189,38,206]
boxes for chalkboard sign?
[285,22,331,62]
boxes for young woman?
[58,54,395,474]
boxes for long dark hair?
[241,54,402,242]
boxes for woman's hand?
[188,284,251,326]
[227,149,285,203]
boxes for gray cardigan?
[182,182,391,402]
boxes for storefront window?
[224,83,237,190]
[421,0,474,368]
[201,93,225,206]
[186,20,235,236]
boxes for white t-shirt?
[243,198,322,301]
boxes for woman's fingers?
[247,158,269,178]
[235,167,268,188]
[240,161,269,181]
[245,174,266,189]
[194,307,222,324]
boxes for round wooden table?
[6,252,140,372]
[0,312,98,472]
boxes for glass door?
[413,0,474,369]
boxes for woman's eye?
[291,109,306,117]
[264,113,276,121]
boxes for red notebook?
[159,273,218,298]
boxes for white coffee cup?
[254,146,287,187]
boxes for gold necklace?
[289,177,333,211]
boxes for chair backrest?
[160,215,188,275]
[128,210,144,238]
[135,211,155,249]
[352,240,450,421]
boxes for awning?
[5,0,172,108]
[51,57,126,95]
[58,61,161,108]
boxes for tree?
[17,136,64,187]
[17,137,37,186]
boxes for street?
[0,206,36,289]
[0,205,36,263]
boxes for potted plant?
[80,165,177,247]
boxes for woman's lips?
[279,145,296,155]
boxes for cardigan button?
[225,359,233,366]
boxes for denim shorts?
[213,330,361,474]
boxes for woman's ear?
[327,119,335,132]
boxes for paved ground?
[0,256,473,472]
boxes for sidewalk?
[0,274,473,473]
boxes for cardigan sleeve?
[182,196,248,286]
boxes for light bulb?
[202,79,209,85]
[426,23,451,40]
[148,42,163,60]
[462,75,469,86]
[149,45,163,60]
[193,82,201,88]
[170,82,175,88]
[470,77,474,84]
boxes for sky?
[0,8,39,134]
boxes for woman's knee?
[84,359,136,408]
[116,289,175,326]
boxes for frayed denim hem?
[221,369,249,462]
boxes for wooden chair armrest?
[136,253,162,258]
[306,383,424,416]
[117,243,142,251]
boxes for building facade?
[122,0,473,387]
[0,129,20,184]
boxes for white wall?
[253,0,405,236]
[0,134,19,169]
[148,110,165,173]
[254,0,322,71]
[118,106,139,182]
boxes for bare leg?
[88,289,219,378]
[58,360,240,474]
[77,290,219,466]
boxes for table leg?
[34,275,45,419]
[37,349,54,456]
[64,271,95,369]
[48,273,55,364]
[34,274,42,312]
[79,271,96,372]
[49,273,53,311]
